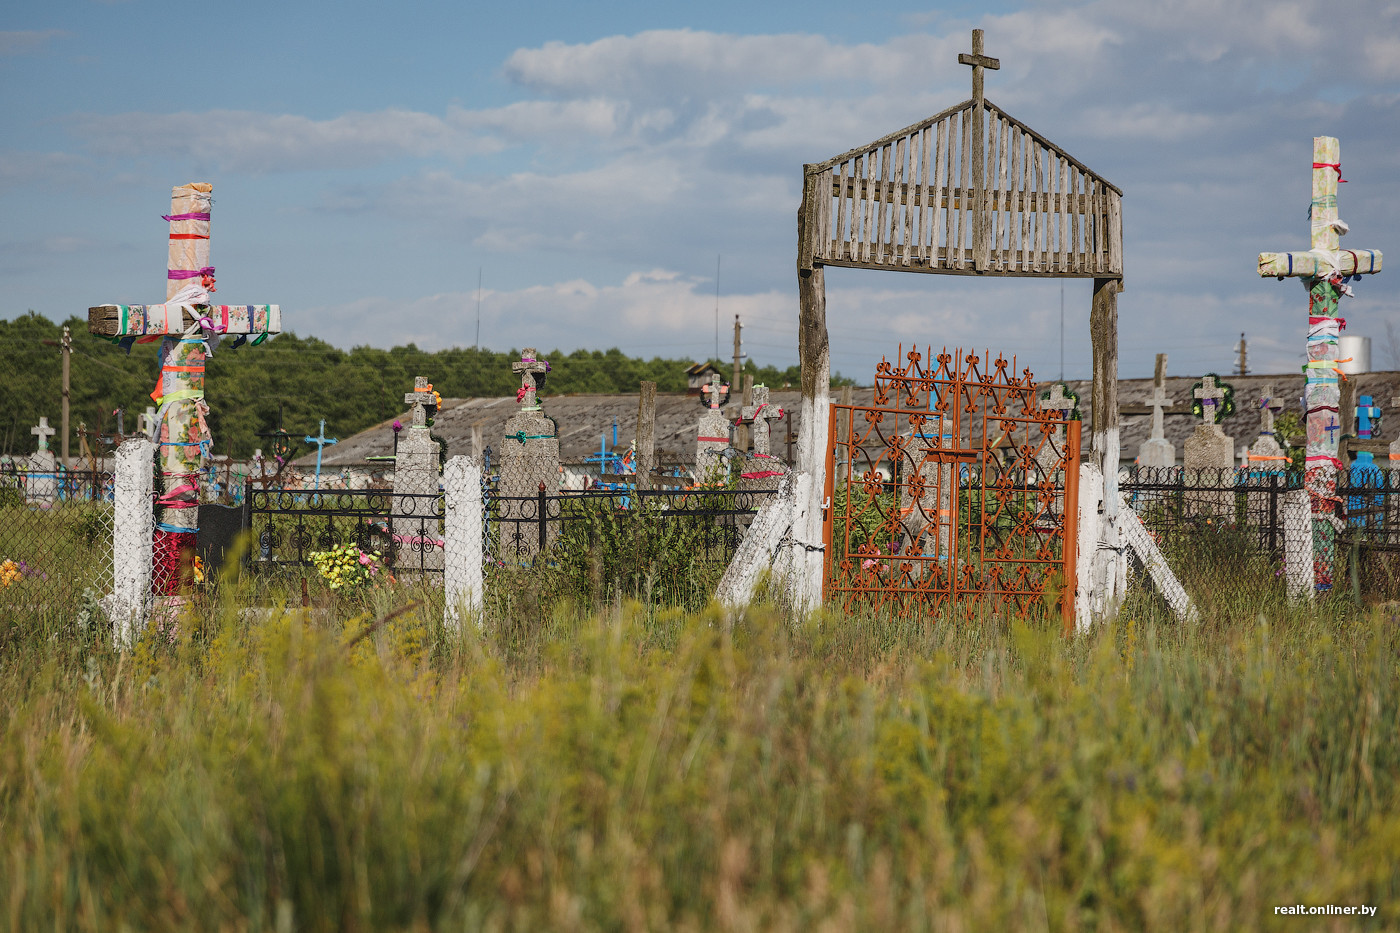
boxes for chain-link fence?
[0,470,114,624]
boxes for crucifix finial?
[958,28,1000,107]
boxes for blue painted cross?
[304,419,338,490]
[1357,395,1382,440]
[1323,417,1341,444]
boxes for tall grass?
[0,556,1397,930]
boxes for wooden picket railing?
[805,99,1122,278]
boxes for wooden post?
[1091,275,1124,612]
[60,326,71,467]
[796,167,832,612]
[635,380,656,491]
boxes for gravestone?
[394,377,444,572]
[1036,383,1078,479]
[26,417,58,504]
[736,384,789,491]
[695,373,731,481]
[1246,384,1287,473]
[499,349,560,558]
[1184,374,1235,517]
[1137,354,1175,468]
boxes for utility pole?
[1234,332,1248,376]
[60,326,71,466]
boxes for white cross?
[1194,375,1226,425]
[701,372,728,410]
[1147,383,1171,441]
[1039,384,1075,418]
[512,348,548,410]
[31,417,55,452]
[403,375,436,428]
[740,385,784,456]
[1257,384,1277,436]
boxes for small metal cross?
[303,419,338,490]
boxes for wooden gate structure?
[793,29,1125,624]
[824,347,1080,627]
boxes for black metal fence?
[246,489,444,577]
[1119,467,1302,563]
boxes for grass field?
[0,546,1397,932]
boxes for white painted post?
[443,455,484,630]
[1075,462,1103,632]
[1283,488,1315,602]
[110,438,155,647]
[716,473,796,614]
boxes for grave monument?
[499,349,559,557]
[1137,354,1175,469]
[394,377,444,572]
[695,373,731,480]
[26,417,58,504]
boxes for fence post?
[1283,487,1314,602]
[109,438,155,647]
[443,456,484,630]
[537,482,547,553]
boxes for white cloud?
[0,30,64,55]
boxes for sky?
[2,0,1399,385]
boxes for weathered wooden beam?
[816,254,1111,277]
[635,380,656,491]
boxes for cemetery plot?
[247,489,445,579]
[0,471,114,623]
[488,486,777,607]
[824,347,1079,626]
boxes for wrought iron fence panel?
[247,488,445,577]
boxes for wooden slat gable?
[807,99,1122,278]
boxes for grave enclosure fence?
[0,470,115,626]
[1118,465,1400,602]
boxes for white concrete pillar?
[1283,488,1314,603]
[110,438,155,647]
[443,455,484,630]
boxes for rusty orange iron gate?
[823,347,1080,629]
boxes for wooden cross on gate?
[512,348,548,411]
[1194,376,1227,425]
[701,372,729,409]
[740,385,784,456]
[958,28,1000,271]
[31,417,55,453]
[403,376,436,428]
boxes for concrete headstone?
[394,376,444,573]
[499,349,560,557]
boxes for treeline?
[0,312,840,459]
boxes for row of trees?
[0,312,842,459]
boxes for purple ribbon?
[168,267,215,280]
[162,212,210,221]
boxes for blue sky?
[3,0,1398,384]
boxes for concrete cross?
[1257,384,1277,436]
[403,375,436,428]
[31,417,55,453]
[740,384,784,456]
[512,348,548,411]
[701,372,729,410]
[303,419,338,490]
[1147,383,1171,441]
[1357,395,1382,439]
[1194,376,1226,425]
[1039,383,1075,419]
